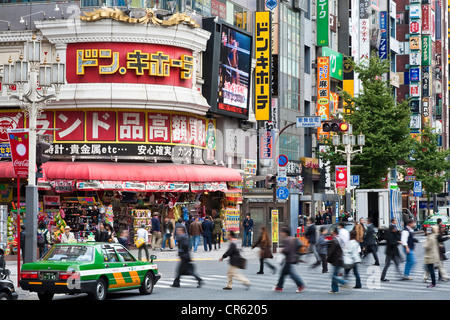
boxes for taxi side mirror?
[150,255,157,263]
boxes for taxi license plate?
[42,272,57,280]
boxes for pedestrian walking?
[355,218,366,257]
[136,223,150,261]
[171,226,203,288]
[242,214,253,247]
[189,216,203,253]
[118,229,129,248]
[437,224,449,281]
[381,220,403,282]
[161,216,174,251]
[363,218,380,265]
[327,228,350,293]
[305,217,321,267]
[401,219,418,280]
[337,221,350,247]
[273,227,306,293]
[213,213,223,249]
[315,212,323,225]
[251,226,276,274]
[422,225,440,288]
[186,215,194,250]
[151,212,162,251]
[20,225,26,257]
[343,230,362,288]
[219,231,250,290]
[317,227,329,273]
[37,222,50,258]
[202,216,214,251]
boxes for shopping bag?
[135,238,145,248]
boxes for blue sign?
[296,116,321,128]
[276,187,289,200]
[379,11,387,60]
[410,68,420,82]
[0,143,11,158]
[276,154,289,167]
[351,175,360,186]
[277,176,287,187]
[265,0,277,10]
[413,181,422,197]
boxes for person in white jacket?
[343,229,362,289]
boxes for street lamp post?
[1,34,65,263]
[332,128,365,214]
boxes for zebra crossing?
[155,259,450,296]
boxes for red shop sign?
[7,128,29,177]
[66,42,194,88]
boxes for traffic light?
[36,140,51,173]
[322,119,349,132]
[265,174,276,189]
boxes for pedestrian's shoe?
[427,284,436,288]
[273,286,283,292]
[403,276,413,280]
[197,280,203,288]
[257,271,264,274]
[170,284,180,288]
[373,263,380,266]
[328,290,338,294]
[296,286,306,293]
[223,287,232,290]
[245,283,251,291]
[353,286,362,289]
[322,270,328,273]
[381,278,389,282]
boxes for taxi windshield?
[43,245,95,262]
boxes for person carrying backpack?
[273,227,306,293]
[37,222,51,258]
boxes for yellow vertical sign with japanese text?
[316,56,330,140]
[271,209,279,243]
[254,11,272,121]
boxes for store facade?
[0,9,245,253]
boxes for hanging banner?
[254,11,272,121]
[359,0,370,62]
[335,165,348,189]
[422,35,431,66]
[7,128,29,177]
[379,11,388,60]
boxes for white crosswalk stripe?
[156,261,450,294]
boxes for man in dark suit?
[202,216,214,251]
[363,218,380,265]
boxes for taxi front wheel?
[90,278,107,300]
[139,272,154,295]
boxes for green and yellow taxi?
[423,214,450,231]
[19,242,160,300]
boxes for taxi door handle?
[104,264,110,268]
[123,263,128,267]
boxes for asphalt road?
[7,232,450,303]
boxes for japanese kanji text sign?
[254,11,272,121]
[316,57,330,140]
[67,43,194,87]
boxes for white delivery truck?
[355,189,403,242]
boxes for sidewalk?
[5,240,261,300]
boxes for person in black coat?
[305,217,321,267]
[380,220,403,281]
[327,228,349,293]
[202,216,214,252]
[171,226,203,288]
[94,223,109,242]
[363,218,380,265]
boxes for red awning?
[0,161,242,182]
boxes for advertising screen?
[216,25,252,117]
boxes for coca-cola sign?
[7,128,29,177]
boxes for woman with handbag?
[252,226,276,274]
[343,229,362,288]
